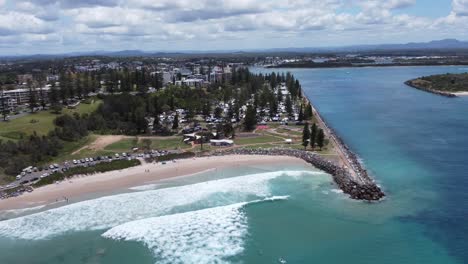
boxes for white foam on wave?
[0,205,47,220]
[0,170,321,240]
[331,189,344,194]
[128,183,161,191]
[102,196,289,264]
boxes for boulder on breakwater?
[211,148,385,201]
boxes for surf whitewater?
[212,148,385,201]
[0,170,321,240]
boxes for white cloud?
[0,11,53,35]
[0,0,465,54]
[453,0,468,16]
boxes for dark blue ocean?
[0,66,466,264]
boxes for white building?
[2,87,50,105]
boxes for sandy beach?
[453,91,468,96]
[0,155,308,211]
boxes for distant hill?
[2,39,468,59]
[263,39,468,53]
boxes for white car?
[16,175,22,180]
[73,160,78,165]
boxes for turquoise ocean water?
[0,66,467,263]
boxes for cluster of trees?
[0,133,63,176]
[0,112,93,176]
[302,123,325,150]
[228,68,307,130]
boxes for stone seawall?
[212,148,385,201]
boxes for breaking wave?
[0,170,321,240]
[102,196,289,264]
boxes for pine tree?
[302,123,310,150]
[317,128,325,150]
[28,87,37,113]
[304,103,313,120]
[310,123,317,150]
[244,105,257,131]
[298,104,304,121]
[172,113,179,130]
[285,95,293,116]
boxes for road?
[1,150,170,190]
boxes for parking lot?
[1,149,172,193]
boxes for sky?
[0,0,467,55]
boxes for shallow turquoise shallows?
[1,66,467,264]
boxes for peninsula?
[405,72,468,97]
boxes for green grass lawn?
[234,134,282,145]
[0,99,102,141]
[105,137,190,152]
[275,128,302,137]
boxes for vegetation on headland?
[32,159,141,187]
[406,72,468,96]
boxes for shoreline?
[298,88,385,200]
[404,80,458,97]
[0,155,307,211]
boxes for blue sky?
[0,0,467,55]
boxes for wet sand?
[0,155,308,211]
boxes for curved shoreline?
[404,80,457,97]
[0,155,307,211]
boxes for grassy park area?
[105,137,190,152]
[0,99,101,141]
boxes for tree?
[214,107,223,119]
[202,101,211,117]
[172,113,179,130]
[285,95,293,116]
[153,115,160,131]
[244,105,257,131]
[317,128,325,150]
[28,87,37,113]
[302,123,310,150]
[310,123,317,150]
[298,104,304,121]
[304,103,313,120]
